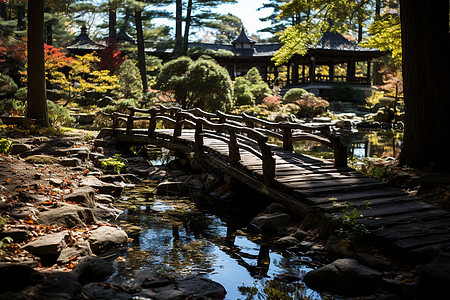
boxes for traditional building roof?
[232,27,256,45]
[116,29,135,44]
[67,26,106,53]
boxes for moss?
[24,155,59,164]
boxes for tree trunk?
[398,0,450,169]
[135,8,148,93]
[174,0,183,56]
[182,0,193,55]
[108,5,117,46]
[372,0,382,85]
[27,0,49,127]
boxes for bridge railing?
[103,104,346,185]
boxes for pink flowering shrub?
[262,96,282,110]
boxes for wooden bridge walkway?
[100,105,450,259]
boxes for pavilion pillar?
[366,59,372,85]
[328,64,334,82]
[287,64,291,85]
[292,63,299,84]
[347,61,356,83]
[302,64,306,83]
[310,57,316,83]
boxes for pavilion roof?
[67,26,106,52]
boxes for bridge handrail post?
[112,112,119,130]
[173,114,183,138]
[228,131,241,164]
[282,128,293,151]
[126,107,135,135]
[257,139,275,186]
[194,121,203,152]
[148,110,157,137]
[321,127,348,167]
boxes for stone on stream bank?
[23,231,70,257]
[63,186,96,207]
[72,256,115,285]
[250,213,293,235]
[87,226,128,254]
[304,258,382,296]
[38,203,96,228]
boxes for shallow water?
[108,183,321,300]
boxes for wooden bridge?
[99,105,450,259]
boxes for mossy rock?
[24,155,59,164]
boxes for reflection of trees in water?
[238,279,314,300]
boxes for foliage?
[115,59,143,99]
[350,157,385,178]
[361,14,402,65]
[97,44,125,73]
[188,47,234,57]
[46,100,75,126]
[233,68,271,106]
[330,82,355,102]
[365,90,384,108]
[83,133,94,142]
[282,88,308,103]
[0,138,11,154]
[233,77,254,106]
[295,97,329,118]
[334,206,370,243]
[0,73,18,97]
[0,98,24,115]
[262,96,282,111]
[95,98,139,127]
[153,57,233,112]
[101,154,128,173]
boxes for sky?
[153,0,274,40]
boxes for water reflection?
[109,182,320,299]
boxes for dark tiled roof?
[117,29,135,44]
[232,28,256,44]
[67,27,106,51]
[315,31,377,51]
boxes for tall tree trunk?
[44,7,52,45]
[357,21,363,43]
[0,2,6,20]
[372,0,383,85]
[174,0,183,56]
[27,0,49,127]
[16,4,25,30]
[108,4,117,46]
[398,0,450,169]
[135,8,148,93]
[182,0,193,55]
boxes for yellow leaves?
[5,178,11,184]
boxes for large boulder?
[80,176,122,196]
[416,252,450,299]
[0,228,32,243]
[57,241,93,264]
[59,157,82,167]
[63,186,95,207]
[304,258,382,296]
[88,226,128,254]
[38,203,95,228]
[9,143,32,155]
[136,276,226,300]
[250,213,292,235]
[23,231,70,256]
[37,271,82,300]
[72,256,115,285]
[82,283,132,300]
[0,263,43,293]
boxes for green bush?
[330,82,355,102]
[295,97,329,118]
[233,68,271,105]
[0,138,11,154]
[0,74,18,98]
[233,77,254,106]
[115,59,143,99]
[47,100,76,126]
[101,154,128,173]
[0,98,25,115]
[283,88,309,103]
[101,98,139,114]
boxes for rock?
[98,174,127,184]
[274,236,299,250]
[24,155,59,164]
[72,256,115,285]
[9,143,31,155]
[80,176,122,196]
[291,229,309,241]
[264,203,288,214]
[9,206,38,219]
[59,157,82,167]
[250,213,292,235]
[156,179,190,196]
[148,167,168,181]
[88,226,128,254]
[356,252,391,270]
[304,258,382,296]
[38,203,95,228]
[93,203,123,221]
[416,252,450,299]
[127,157,152,175]
[57,241,93,264]
[63,186,95,207]
[0,228,32,243]
[136,276,226,300]
[324,235,351,257]
[49,178,64,187]
[37,271,82,300]
[23,231,70,256]
[82,283,132,300]
[94,194,115,204]
[0,263,43,293]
